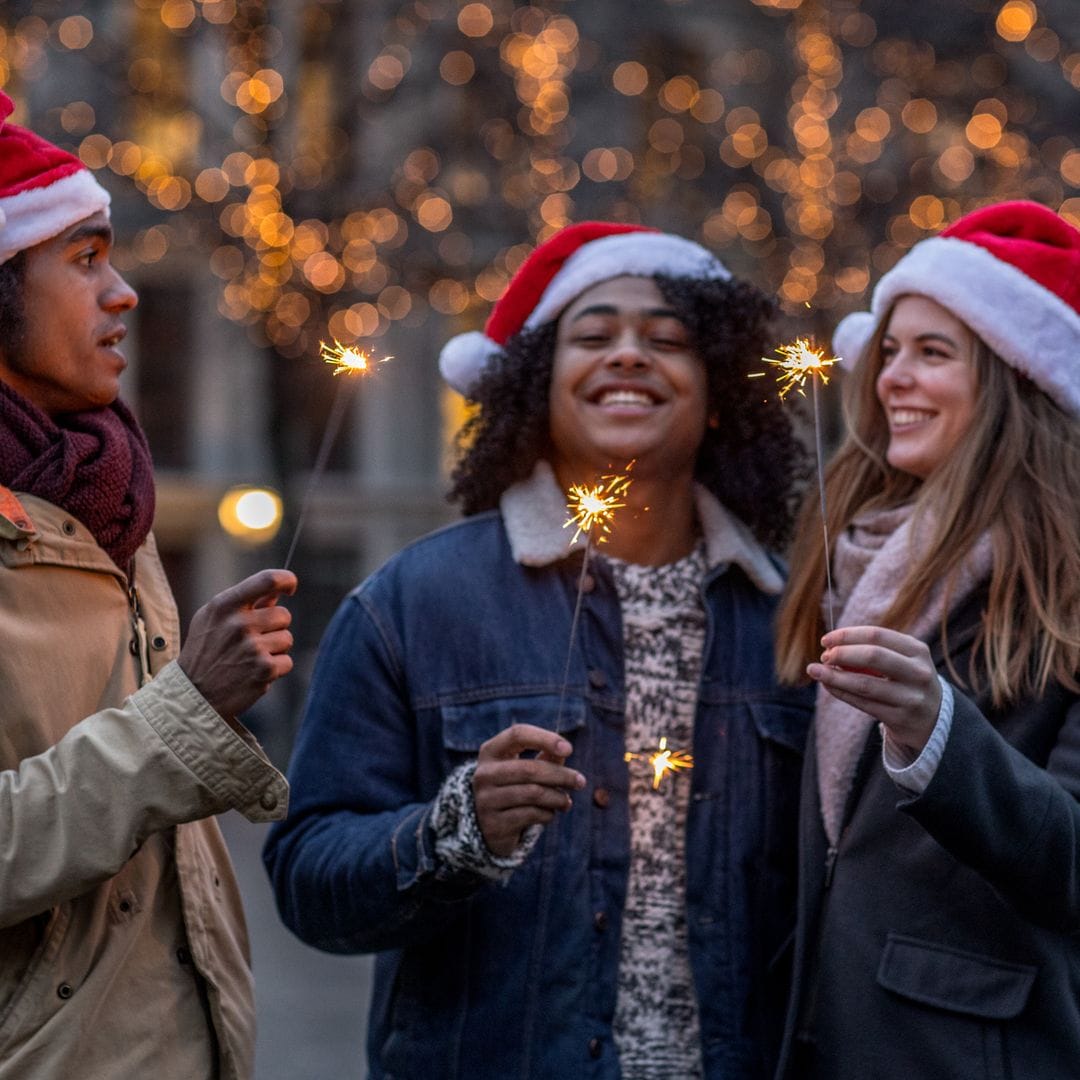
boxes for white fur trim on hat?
[523,231,730,331]
[0,168,110,265]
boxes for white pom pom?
[832,311,876,371]
[438,330,503,397]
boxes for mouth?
[588,384,664,409]
[888,407,935,428]
[98,327,127,350]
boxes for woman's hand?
[807,625,942,756]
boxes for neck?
[591,474,699,566]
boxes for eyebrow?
[882,331,960,349]
[63,223,113,247]
[568,304,683,322]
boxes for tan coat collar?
[499,460,783,594]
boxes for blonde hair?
[775,309,1080,707]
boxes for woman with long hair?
[774,200,1080,1080]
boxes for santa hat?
[833,200,1080,416]
[439,220,732,396]
[0,90,111,266]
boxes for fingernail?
[556,738,572,755]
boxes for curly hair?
[0,252,27,358]
[448,273,809,550]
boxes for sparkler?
[282,340,390,571]
[624,737,695,791]
[751,337,840,630]
[555,469,633,728]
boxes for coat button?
[151,635,168,651]
[593,911,608,932]
[587,669,607,689]
[580,574,595,593]
[592,787,610,808]
[176,946,192,965]
[587,1037,602,1059]
[259,790,279,811]
[57,983,73,1000]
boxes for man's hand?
[177,569,297,721]
[472,723,586,857]
[807,625,941,756]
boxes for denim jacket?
[265,470,812,1080]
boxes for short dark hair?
[448,273,809,550]
[0,251,27,359]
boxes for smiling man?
[265,222,813,1080]
[0,93,296,1079]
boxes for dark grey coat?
[777,595,1080,1080]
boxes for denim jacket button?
[592,787,610,808]
[587,1037,602,1059]
[580,573,596,593]
[593,911,608,932]
[587,669,607,688]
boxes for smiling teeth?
[891,408,933,425]
[598,390,653,406]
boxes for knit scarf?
[816,503,993,845]
[0,378,155,572]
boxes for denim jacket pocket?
[747,698,813,756]
[440,693,587,753]
[877,933,1037,1019]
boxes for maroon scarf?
[0,379,155,572]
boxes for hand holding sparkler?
[282,340,391,571]
[472,724,586,857]
[751,337,840,630]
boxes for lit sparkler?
[563,471,633,546]
[625,737,695,791]
[751,337,839,630]
[282,340,391,571]
[555,468,633,728]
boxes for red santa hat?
[0,90,111,266]
[833,200,1080,416]
[439,220,732,396]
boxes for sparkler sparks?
[283,340,390,571]
[625,737,695,791]
[751,335,839,630]
[749,337,840,402]
[563,471,633,546]
[320,339,385,376]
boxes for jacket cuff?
[130,660,288,822]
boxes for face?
[0,211,137,416]
[547,275,708,486]
[875,295,978,480]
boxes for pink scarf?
[816,503,993,844]
[0,379,155,572]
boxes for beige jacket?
[0,488,288,1079]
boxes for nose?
[605,328,650,371]
[877,350,915,394]
[102,265,138,313]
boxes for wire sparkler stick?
[555,472,632,728]
[282,341,390,571]
[750,337,840,630]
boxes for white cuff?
[430,761,541,881]
[882,676,955,795]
